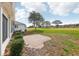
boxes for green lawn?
[27,28,79,39]
[26,28,79,55]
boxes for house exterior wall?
[1,2,15,20]
[0,6,2,55]
[15,24,26,32]
[0,2,15,55]
[14,21,26,32]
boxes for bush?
[14,34,23,39]
[15,31,23,35]
[10,39,24,56]
[10,31,24,56]
[12,31,23,37]
[13,31,23,40]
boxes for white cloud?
[21,2,47,13]
[15,9,25,20]
[73,4,79,14]
[48,2,79,16]
[73,8,79,14]
[15,8,29,25]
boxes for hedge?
[10,31,24,56]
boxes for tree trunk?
[35,25,37,30]
[56,24,59,28]
[34,22,37,30]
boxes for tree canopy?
[52,20,62,27]
[28,11,44,29]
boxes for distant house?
[0,2,15,55]
[14,21,26,32]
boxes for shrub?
[15,31,23,35]
[10,31,24,56]
[14,34,23,39]
[13,31,23,40]
[10,38,24,56]
[12,31,23,37]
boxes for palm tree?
[52,20,62,28]
[28,11,44,30]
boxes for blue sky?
[15,2,79,27]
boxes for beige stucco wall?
[0,2,15,20]
[0,2,15,55]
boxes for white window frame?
[1,7,11,55]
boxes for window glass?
[2,14,8,42]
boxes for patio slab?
[23,34,51,49]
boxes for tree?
[52,20,62,28]
[43,21,51,28]
[28,11,44,30]
[36,15,44,28]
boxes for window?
[11,22,14,32]
[2,14,8,42]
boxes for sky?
[15,2,79,27]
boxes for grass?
[62,40,79,55]
[27,28,79,40]
[27,28,79,39]
[26,28,79,55]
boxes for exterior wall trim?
[0,7,2,55]
[0,8,3,56]
[1,7,13,55]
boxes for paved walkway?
[23,34,51,49]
